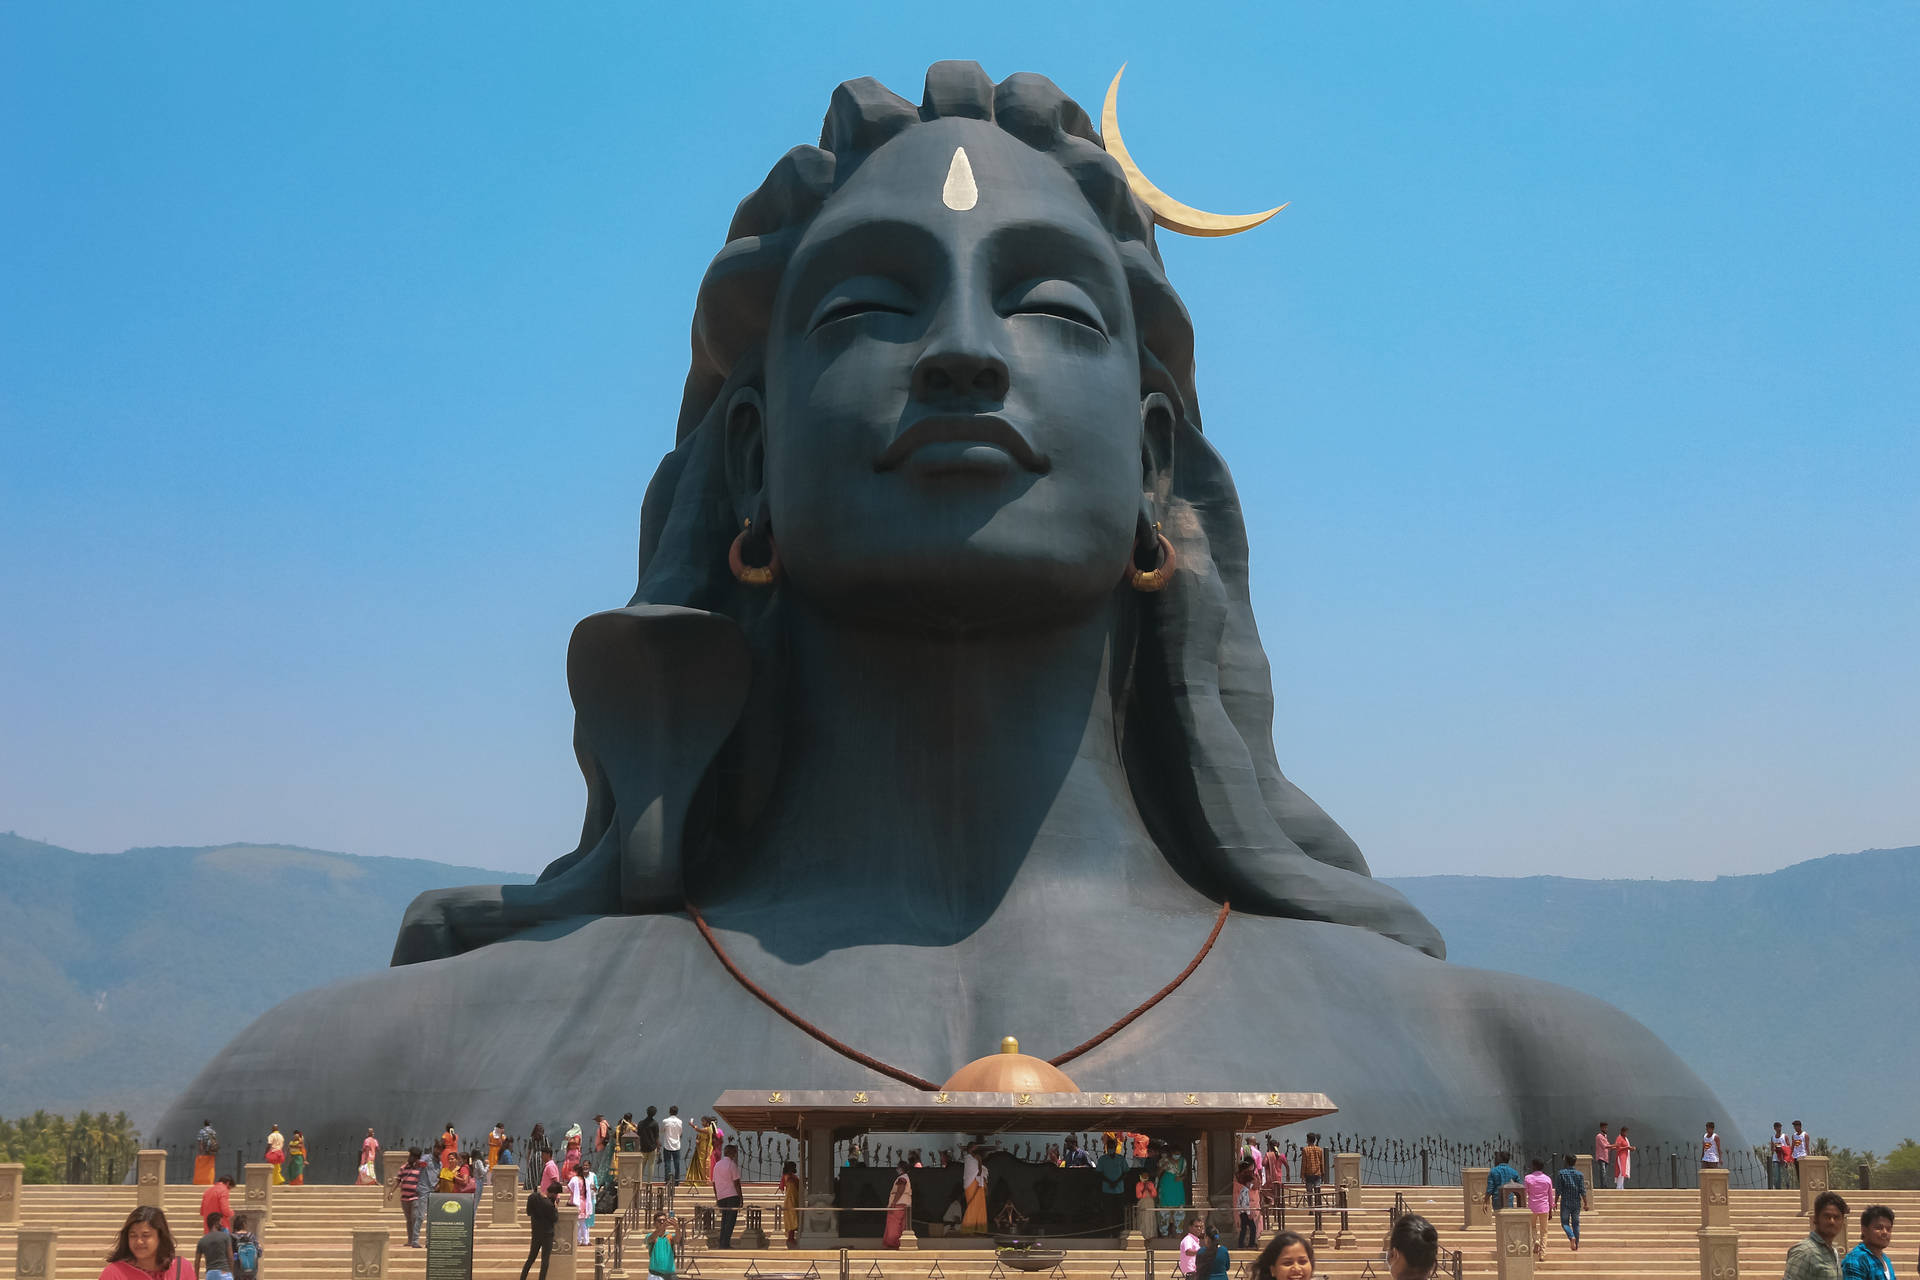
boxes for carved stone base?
[1699,1226,1738,1280]
[1494,1207,1535,1280]
[14,1228,57,1280]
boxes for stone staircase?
[5,1181,1919,1280]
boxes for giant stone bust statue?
[158,63,1731,1167]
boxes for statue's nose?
[912,299,1010,402]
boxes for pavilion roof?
[713,1089,1337,1138]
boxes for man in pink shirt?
[712,1142,743,1248]
[1593,1123,1611,1183]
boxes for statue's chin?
[787,549,1124,633]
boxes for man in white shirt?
[1792,1121,1811,1187]
[712,1143,743,1248]
[661,1107,685,1187]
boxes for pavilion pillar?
[1203,1128,1236,1235]
[799,1125,840,1249]
[1574,1156,1595,1210]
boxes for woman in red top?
[100,1206,188,1280]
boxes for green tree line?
[0,1111,142,1184]
[1749,1138,1920,1191]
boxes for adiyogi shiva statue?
[159,63,1734,1174]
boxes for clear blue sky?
[3,3,1914,879]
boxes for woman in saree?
[961,1144,989,1235]
[264,1126,285,1186]
[780,1160,801,1247]
[99,1205,187,1280]
[685,1119,714,1189]
[283,1131,307,1186]
[882,1160,912,1249]
[1157,1147,1188,1239]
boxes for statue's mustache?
[873,413,1051,474]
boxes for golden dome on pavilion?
[940,1036,1080,1094]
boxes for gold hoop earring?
[728,518,780,586]
[1127,527,1176,592]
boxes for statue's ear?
[722,386,767,520]
[1140,391,1176,501]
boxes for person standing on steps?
[1552,1152,1585,1253]
[394,1147,426,1249]
[713,1143,745,1248]
[638,1106,662,1185]
[1594,1122,1612,1187]
[1785,1190,1849,1280]
[647,1211,687,1280]
[1299,1135,1327,1204]
[194,1211,237,1280]
[1772,1123,1793,1190]
[1793,1121,1812,1186]
[1702,1121,1724,1171]
[193,1121,220,1186]
[1097,1136,1131,1238]
[881,1158,912,1249]
[1612,1127,1634,1189]
[1842,1204,1895,1280]
[660,1106,684,1188]
[1522,1159,1553,1260]
[519,1178,560,1280]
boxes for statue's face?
[765,119,1145,629]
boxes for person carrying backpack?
[230,1216,262,1280]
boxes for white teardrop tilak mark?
[942,146,978,212]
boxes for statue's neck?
[705,596,1196,949]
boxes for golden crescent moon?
[1101,64,1287,238]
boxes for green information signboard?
[425,1191,477,1280]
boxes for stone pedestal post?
[13,1228,56,1280]
[0,1164,22,1226]
[1463,1168,1491,1229]
[1699,1226,1738,1279]
[350,1229,387,1280]
[1574,1156,1595,1210]
[243,1162,273,1224]
[552,1205,580,1280]
[1700,1168,1730,1228]
[380,1151,407,1206]
[1494,1207,1535,1280]
[1798,1156,1832,1215]
[1333,1151,1361,1247]
[137,1149,167,1207]
[491,1165,520,1226]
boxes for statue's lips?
[874,414,1051,475]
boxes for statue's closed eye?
[807,275,918,334]
[999,278,1108,337]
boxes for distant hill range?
[2,832,1912,1150]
